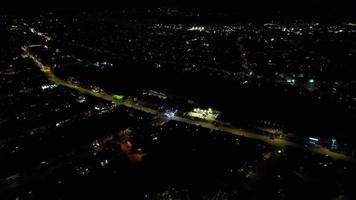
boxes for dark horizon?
[2,0,356,21]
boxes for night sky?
[2,0,356,21]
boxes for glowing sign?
[112,95,124,101]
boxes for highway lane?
[172,116,352,161]
[22,46,354,162]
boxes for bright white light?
[188,26,205,31]
[187,107,219,121]
[287,79,295,84]
[309,137,319,142]
[309,79,314,83]
[165,110,177,118]
[41,84,57,90]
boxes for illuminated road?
[22,46,354,162]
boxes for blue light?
[164,110,177,118]
[331,137,337,150]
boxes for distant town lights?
[188,26,205,31]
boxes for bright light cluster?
[188,26,205,31]
[187,107,220,121]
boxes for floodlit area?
[187,107,220,121]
